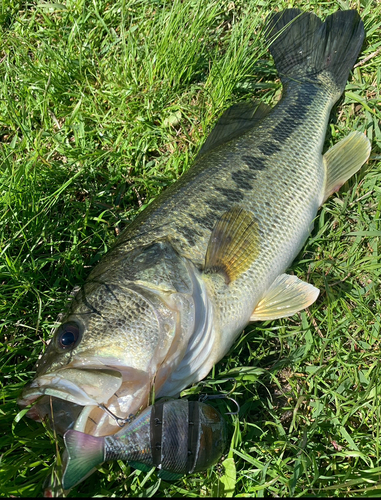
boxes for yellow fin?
[196,101,272,159]
[204,206,260,284]
[322,131,371,204]
[250,274,319,321]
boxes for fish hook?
[98,404,135,427]
[198,378,240,415]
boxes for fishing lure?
[62,399,227,490]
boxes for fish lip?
[20,375,100,407]
[19,362,153,435]
[18,368,123,436]
[18,359,150,436]
[18,366,123,412]
[18,378,100,428]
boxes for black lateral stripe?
[150,402,164,468]
[187,401,199,473]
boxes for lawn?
[1,0,380,497]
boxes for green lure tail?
[62,430,105,490]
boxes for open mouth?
[20,368,123,406]
[18,366,153,436]
[23,395,85,435]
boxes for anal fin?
[250,274,319,321]
[322,131,371,203]
[204,206,260,284]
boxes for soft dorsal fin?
[250,273,319,321]
[203,206,260,284]
[322,131,371,204]
[196,101,272,159]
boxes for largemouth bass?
[19,9,370,439]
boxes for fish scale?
[111,89,327,274]
[19,8,371,442]
[109,86,326,308]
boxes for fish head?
[19,279,182,436]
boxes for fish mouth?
[22,395,85,435]
[18,365,153,436]
[20,368,123,407]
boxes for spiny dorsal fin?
[196,101,272,159]
[322,131,371,204]
[250,273,319,321]
[204,206,260,284]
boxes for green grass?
[1,0,380,497]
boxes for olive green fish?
[19,9,370,439]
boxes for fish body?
[61,399,227,490]
[19,9,370,438]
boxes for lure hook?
[198,378,240,415]
[98,404,135,427]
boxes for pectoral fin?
[322,131,371,204]
[204,206,260,284]
[250,274,319,321]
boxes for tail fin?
[62,430,105,490]
[266,9,364,95]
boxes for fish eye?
[57,321,81,350]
